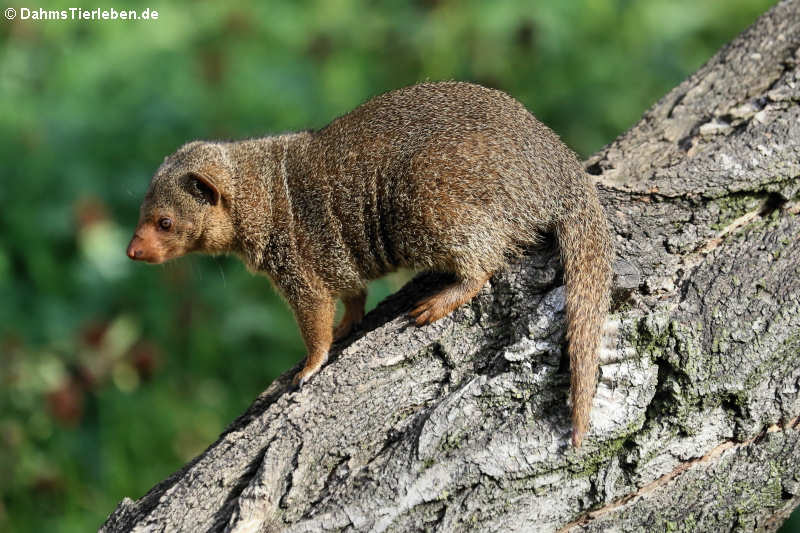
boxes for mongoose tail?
[556,189,612,448]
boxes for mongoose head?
[127,141,236,264]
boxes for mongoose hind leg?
[291,294,335,388]
[410,273,491,326]
[334,289,367,341]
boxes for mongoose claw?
[409,302,435,326]
[409,291,455,326]
[409,276,490,326]
[410,295,452,326]
[291,363,323,390]
[291,370,310,390]
[291,372,311,391]
[292,376,306,390]
[291,351,328,391]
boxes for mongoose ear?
[185,172,221,206]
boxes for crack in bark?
[278,440,303,510]
[300,452,352,520]
[558,413,800,532]
[211,444,272,531]
[694,192,786,256]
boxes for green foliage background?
[1,0,795,531]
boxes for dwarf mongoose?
[127,81,612,447]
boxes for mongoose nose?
[127,237,144,260]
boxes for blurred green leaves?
[0,0,786,531]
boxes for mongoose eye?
[158,217,173,231]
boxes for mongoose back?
[127,81,612,447]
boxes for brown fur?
[334,289,366,341]
[128,81,612,446]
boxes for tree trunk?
[101,2,800,531]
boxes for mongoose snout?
[127,225,165,263]
[129,81,612,447]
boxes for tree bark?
[101,2,800,531]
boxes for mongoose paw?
[290,351,328,391]
[409,294,452,326]
[291,368,316,389]
[410,276,490,327]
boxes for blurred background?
[1,0,795,531]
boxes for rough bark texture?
[101,2,800,531]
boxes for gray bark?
[101,1,800,531]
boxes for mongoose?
[126,81,612,447]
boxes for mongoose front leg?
[333,289,367,341]
[291,295,335,388]
[410,273,491,326]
